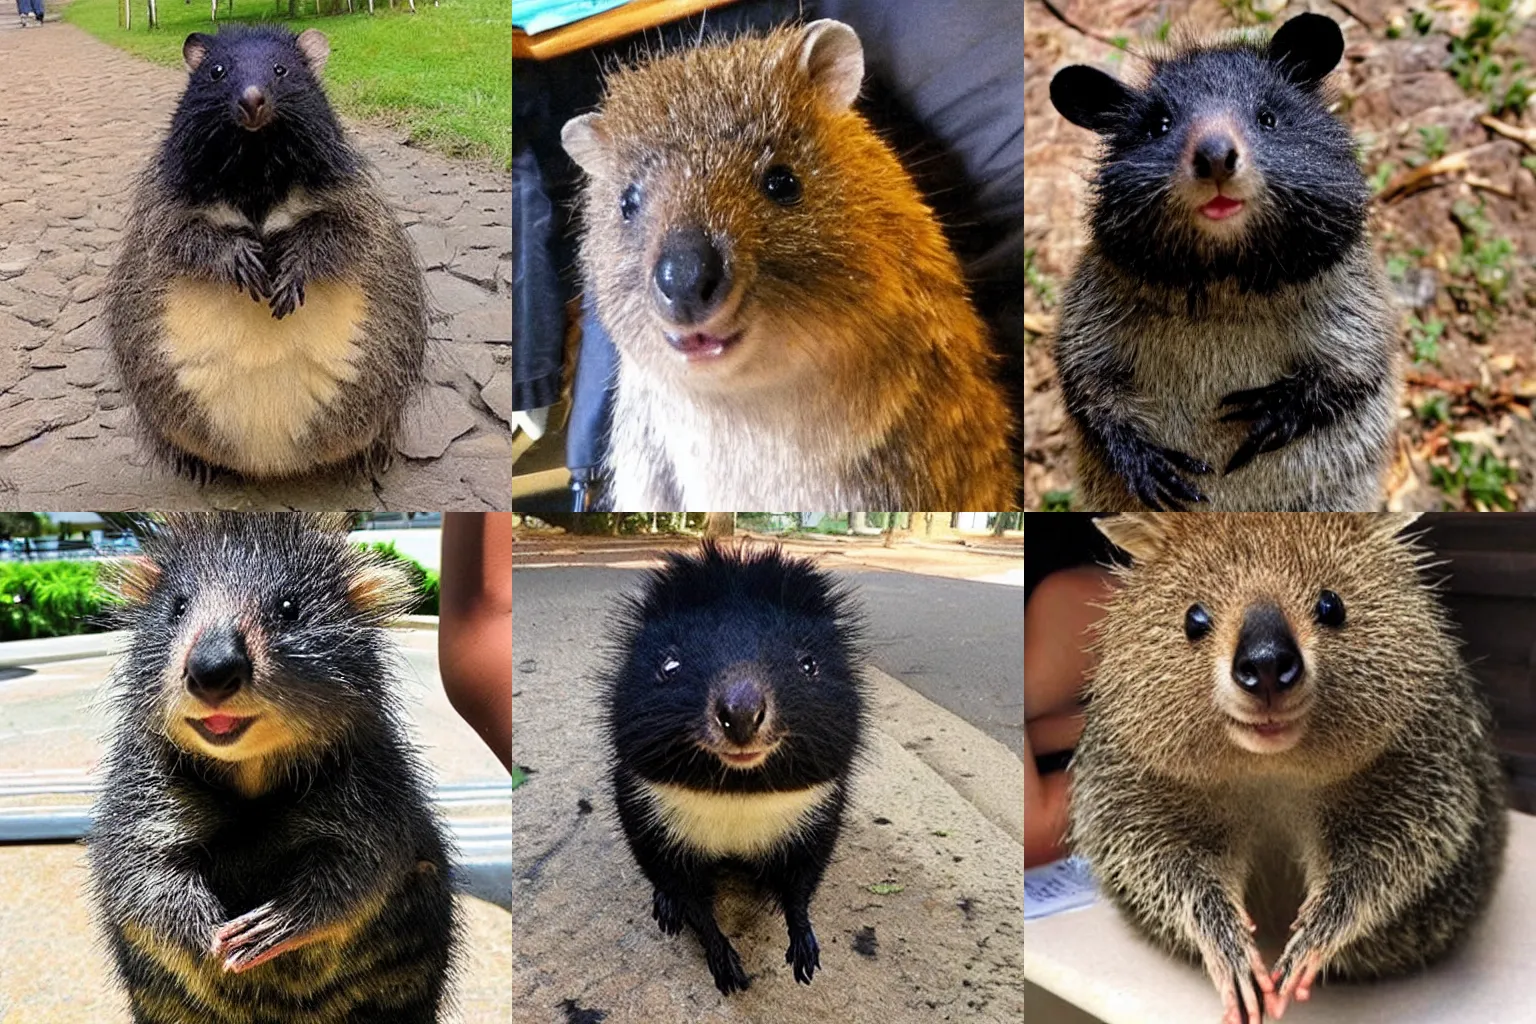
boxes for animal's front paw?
[651,888,684,936]
[1219,377,1311,474]
[230,237,270,303]
[268,264,307,320]
[705,938,750,995]
[785,925,819,985]
[1195,923,1274,1024]
[210,902,312,973]
[1107,432,1212,510]
[1269,926,1331,1019]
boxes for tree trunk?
[703,513,735,539]
[849,512,866,535]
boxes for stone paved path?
[0,20,511,510]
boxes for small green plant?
[1367,160,1397,194]
[1523,156,1536,175]
[1416,392,1453,426]
[1025,248,1057,310]
[1446,0,1530,116]
[1451,198,1519,306]
[1431,439,1517,510]
[1385,253,1411,280]
[1407,315,1447,364]
[1042,489,1074,512]
[1411,8,1435,35]
[1406,125,1450,167]
[1155,18,1172,42]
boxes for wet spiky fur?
[89,513,457,1023]
[1049,14,1397,511]
[1070,513,1506,1021]
[106,26,427,482]
[565,22,1018,510]
[599,542,868,993]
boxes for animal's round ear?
[1267,12,1344,87]
[104,556,161,605]
[296,29,331,75]
[1093,513,1172,563]
[1050,65,1136,134]
[183,33,212,73]
[561,113,610,175]
[797,19,863,113]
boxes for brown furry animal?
[562,20,1019,510]
[1071,513,1506,1023]
[106,26,427,482]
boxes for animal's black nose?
[185,626,252,705]
[238,86,270,128]
[715,679,766,747]
[1192,133,1240,184]
[1231,604,1303,703]
[653,227,728,326]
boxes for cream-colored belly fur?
[161,277,366,474]
[640,780,835,858]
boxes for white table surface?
[1025,811,1536,1024]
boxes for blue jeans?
[17,0,42,18]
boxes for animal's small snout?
[185,625,252,706]
[653,227,729,326]
[1231,604,1303,704]
[1192,133,1240,184]
[238,86,270,129]
[714,679,767,747]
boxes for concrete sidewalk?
[512,625,1025,1022]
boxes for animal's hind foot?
[705,937,750,995]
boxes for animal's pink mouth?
[1200,195,1245,220]
[718,747,772,769]
[188,714,257,745]
[664,331,743,362]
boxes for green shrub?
[0,561,112,641]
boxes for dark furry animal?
[563,20,1018,510]
[106,26,427,482]
[1072,514,1506,1024]
[601,542,867,993]
[88,513,457,1023]
[1049,13,1398,511]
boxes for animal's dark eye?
[799,655,818,678]
[1258,109,1277,129]
[277,597,300,622]
[761,164,803,206]
[170,597,189,622]
[210,64,226,81]
[660,655,680,678]
[1148,110,1173,138]
[273,63,288,78]
[619,184,641,222]
[1184,603,1212,641]
[1315,590,1346,628]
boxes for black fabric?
[512,146,565,411]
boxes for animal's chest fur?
[160,277,364,470]
[639,780,836,858]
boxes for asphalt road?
[512,564,1024,757]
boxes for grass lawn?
[63,0,511,168]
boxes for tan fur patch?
[640,780,835,858]
[347,559,415,617]
[160,277,366,476]
[108,555,162,604]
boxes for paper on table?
[513,0,629,36]
[1025,855,1099,921]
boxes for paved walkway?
[0,21,511,509]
